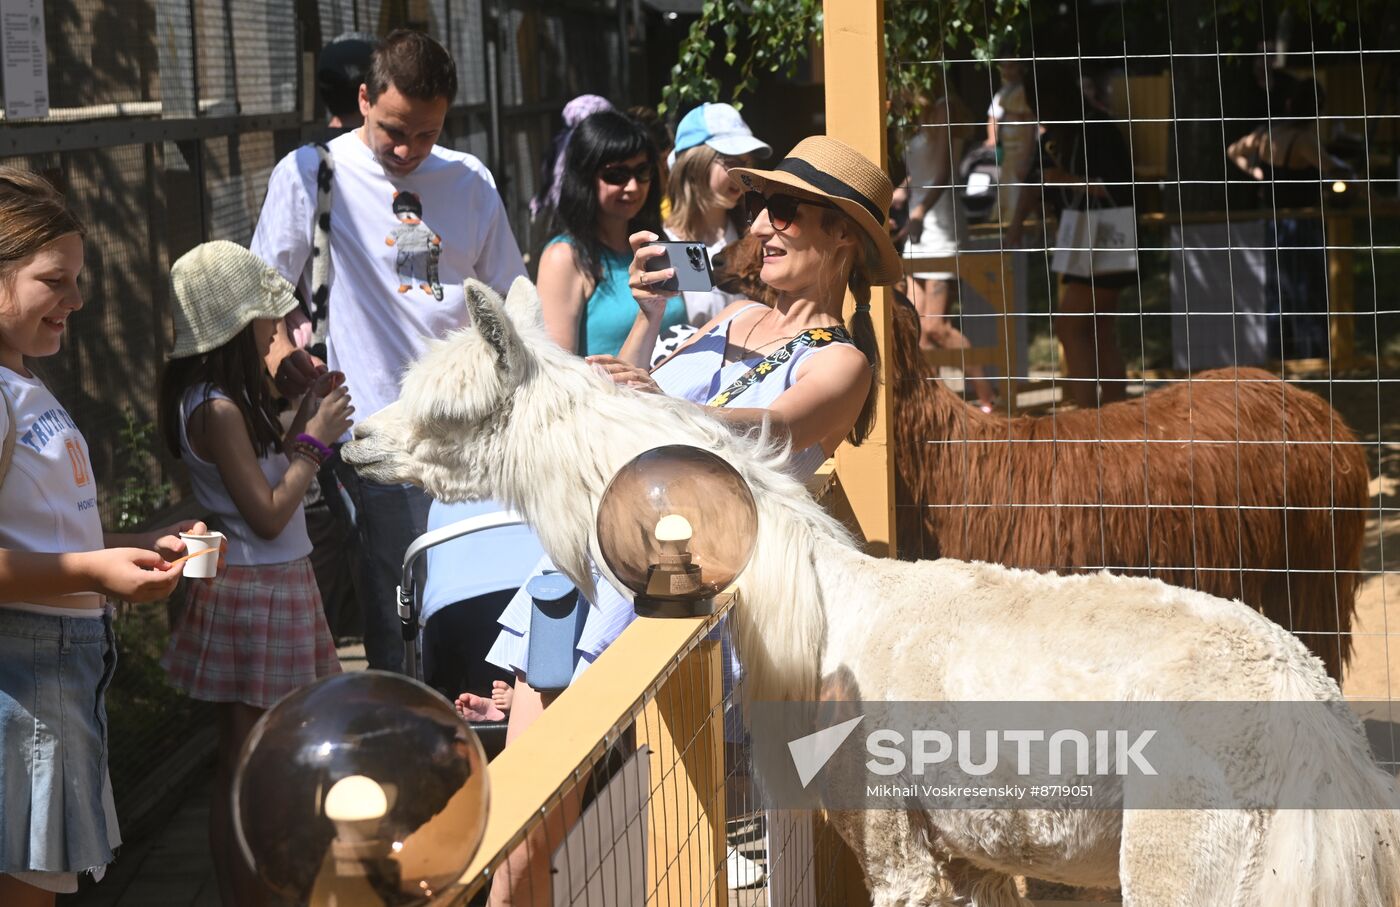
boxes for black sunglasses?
[744,190,835,232]
[598,162,654,186]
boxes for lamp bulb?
[323,774,388,822]
[654,513,693,544]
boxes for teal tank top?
[548,235,687,356]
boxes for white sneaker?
[727,847,766,889]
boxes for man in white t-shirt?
[251,30,526,672]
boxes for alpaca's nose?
[339,430,382,466]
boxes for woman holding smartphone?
[611,134,896,465]
[535,109,688,356]
[481,136,899,906]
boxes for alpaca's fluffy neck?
[497,347,850,704]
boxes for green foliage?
[660,0,1029,151]
[1211,0,1366,45]
[112,408,172,531]
[660,0,822,116]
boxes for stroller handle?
[397,509,527,679]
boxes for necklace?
[731,308,793,365]
[729,307,843,365]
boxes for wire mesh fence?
[456,606,867,907]
[886,1,1398,741]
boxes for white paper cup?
[179,531,225,579]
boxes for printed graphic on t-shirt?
[19,406,79,455]
[65,438,90,487]
[384,190,444,301]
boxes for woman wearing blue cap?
[658,103,772,345]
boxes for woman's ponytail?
[845,257,880,447]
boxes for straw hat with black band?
[729,135,904,286]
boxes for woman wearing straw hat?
[493,137,900,703]
[478,137,901,902]
[600,134,900,466]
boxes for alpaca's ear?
[502,275,546,333]
[464,279,521,375]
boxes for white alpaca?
[343,278,1400,907]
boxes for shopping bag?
[1050,206,1138,277]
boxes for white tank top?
[179,384,312,565]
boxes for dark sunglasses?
[598,162,654,186]
[744,190,835,232]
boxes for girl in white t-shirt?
[157,241,350,907]
[0,169,212,905]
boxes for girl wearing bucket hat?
[660,102,773,331]
[605,135,901,463]
[157,240,350,906]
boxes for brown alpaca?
[888,299,1368,680]
[717,234,1367,679]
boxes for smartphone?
[644,240,715,293]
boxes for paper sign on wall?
[1,0,48,119]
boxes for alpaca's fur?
[343,278,1400,906]
[888,300,1369,681]
[720,232,1368,680]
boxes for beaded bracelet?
[295,433,334,460]
[288,441,325,468]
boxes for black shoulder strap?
[707,325,852,407]
[309,141,334,325]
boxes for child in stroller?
[416,499,544,755]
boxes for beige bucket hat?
[729,135,903,285]
[168,241,298,359]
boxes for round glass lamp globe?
[232,671,489,905]
[596,444,759,617]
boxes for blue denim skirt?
[0,608,121,876]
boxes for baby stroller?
[958,144,1001,224]
[396,500,544,759]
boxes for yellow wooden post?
[638,637,726,905]
[816,3,886,903]
[1326,214,1356,369]
[824,0,897,558]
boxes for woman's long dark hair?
[159,323,284,460]
[549,110,662,288]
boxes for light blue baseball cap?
[668,102,772,167]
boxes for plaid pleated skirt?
[162,559,340,709]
